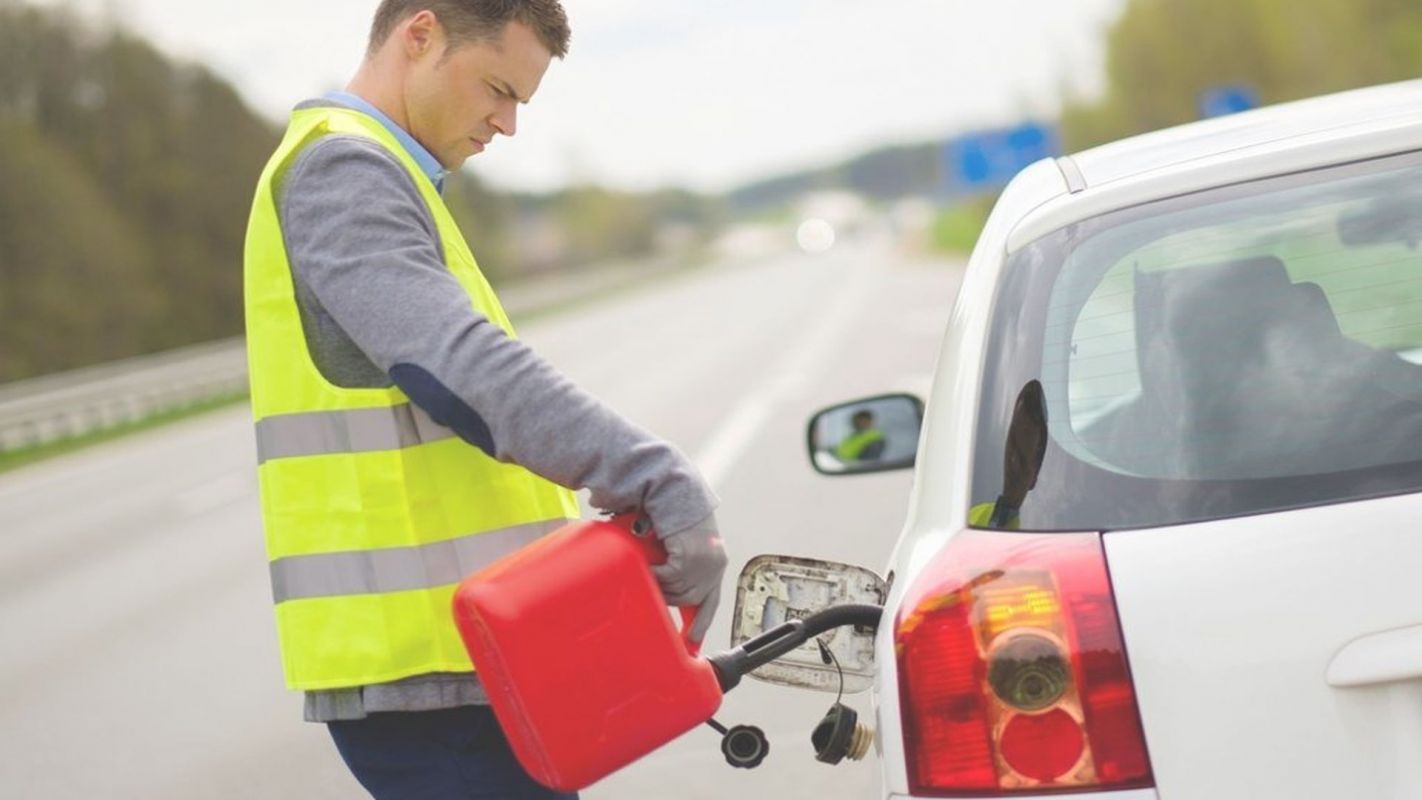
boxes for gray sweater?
[274,100,718,721]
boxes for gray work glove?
[649,517,728,645]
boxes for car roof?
[1066,80,1422,189]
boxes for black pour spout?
[705,603,884,693]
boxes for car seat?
[1132,255,1348,477]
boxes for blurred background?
[2,0,1414,387]
[2,0,1422,797]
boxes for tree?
[1062,0,1422,151]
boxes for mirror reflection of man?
[835,409,887,462]
[970,381,1047,529]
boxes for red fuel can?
[452,516,724,792]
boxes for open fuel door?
[728,555,886,693]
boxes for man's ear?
[401,10,442,61]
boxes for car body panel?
[1105,492,1422,799]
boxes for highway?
[0,238,962,799]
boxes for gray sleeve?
[277,136,718,536]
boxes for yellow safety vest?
[243,106,580,691]
[968,500,1020,530]
[834,428,886,461]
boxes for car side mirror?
[806,393,923,476]
[729,555,887,693]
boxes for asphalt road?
[0,237,962,799]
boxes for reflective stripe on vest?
[270,518,562,602]
[255,403,456,464]
[244,106,581,690]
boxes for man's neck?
[346,64,409,133]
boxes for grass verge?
[931,198,995,255]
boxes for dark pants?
[328,706,579,800]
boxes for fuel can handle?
[617,513,703,657]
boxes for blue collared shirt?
[324,91,449,192]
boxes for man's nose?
[492,102,517,138]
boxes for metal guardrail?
[0,338,249,453]
[0,255,706,455]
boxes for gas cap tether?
[810,638,873,764]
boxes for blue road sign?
[1199,85,1259,119]
[941,122,1061,196]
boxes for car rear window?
[971,150,1422,531]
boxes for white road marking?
[694,261,876,491]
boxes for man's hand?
[650,522,728,645]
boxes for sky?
[31,0,1126,193]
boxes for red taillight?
[895,530,1153,795]
[999,708,1083,781]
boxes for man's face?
[404,19,552,169]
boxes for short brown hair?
[368,0,570,59]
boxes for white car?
[741,80,1422,800]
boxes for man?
[834,409,887,462]
[242,3,727,798]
